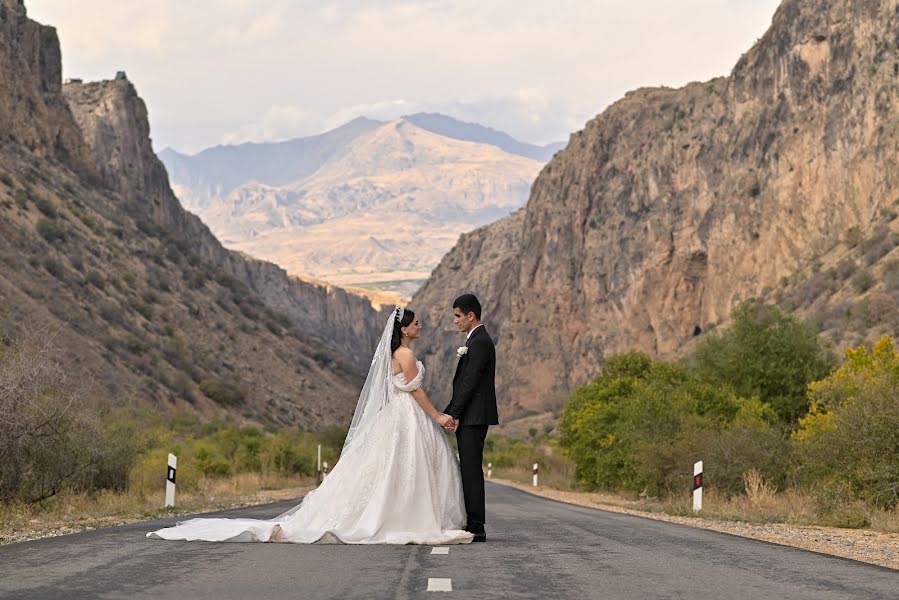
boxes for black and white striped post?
[487,462,493,479]
[317,444,322,483]
[323,461,329,478]
[693,460,703,513]
[165,453,177,508]
[532,463,539,487]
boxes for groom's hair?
[453,294,481,320]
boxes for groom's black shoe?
[471,532,487,542]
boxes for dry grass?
[499,465,899,534]
[0,472,314,544]
[489,464,578,491]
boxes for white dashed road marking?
[430,547,449,555]
[427,578,453,592]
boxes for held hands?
[436,413,459,432]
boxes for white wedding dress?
[147,312,473,546]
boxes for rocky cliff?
[62,77,388,374]
[0,1,386,427]
[0,0,90,168]
[414,0,899,415]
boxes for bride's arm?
[395,348,446,422]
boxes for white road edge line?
[431,547,450,555]
[427,578,453,592]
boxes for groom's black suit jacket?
[445,325,498,426]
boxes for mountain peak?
[400,112,564,161]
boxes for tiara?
[395,306,405,322]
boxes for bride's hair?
[391,308,415,354]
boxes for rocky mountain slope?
[413,0,899,416]
[161,116,545,297]
[0,0,387,428]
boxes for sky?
[27,0,782,154]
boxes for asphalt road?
[1,483,896,599]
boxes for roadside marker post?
[165,453,177,508]
[693,461,703,512]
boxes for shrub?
[0,329,132,502]
[687,302,836,422]
[560,353,744,494]
[800,272,837,303]
[35,196,57,218]
[132,300,154,321]
[43,257,66,279]
[264,432,316,476]
[85,270,105,289]
[835,259,856,280]
[860,226,896,266]
[849,293,897,329]
[13,188,29,208]
[124,335,148,355]
[886,267,899,294]
[71,206,101,234]
[199,378,246,406]
[98,301,125,326]
[36,218,65,243]
[194,444,232,477]
[844,226,863,248]
[795,337,899,509]
[851,269,875,293]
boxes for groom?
[443,294,498,543]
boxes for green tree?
[560,353,745,494]
[687,302,835,422]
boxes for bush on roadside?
[794,337,899,509]
[558,352,779,496]
[686,302,836,422]
[0,330,136,503]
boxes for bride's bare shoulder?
[393,345,415,360]
[393,346,418,369]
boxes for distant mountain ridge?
[158,117,384,208]
[161,115,550,296]
[402,113,565,161]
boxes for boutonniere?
[456,346,468,358]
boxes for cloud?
[27,0,782,152]
[221,104,317,145]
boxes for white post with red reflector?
[693,460,703,513]
[533,463,538,487]
[487,462,492,479]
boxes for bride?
[147,307,474,545]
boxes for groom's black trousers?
[456,424,489,533]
